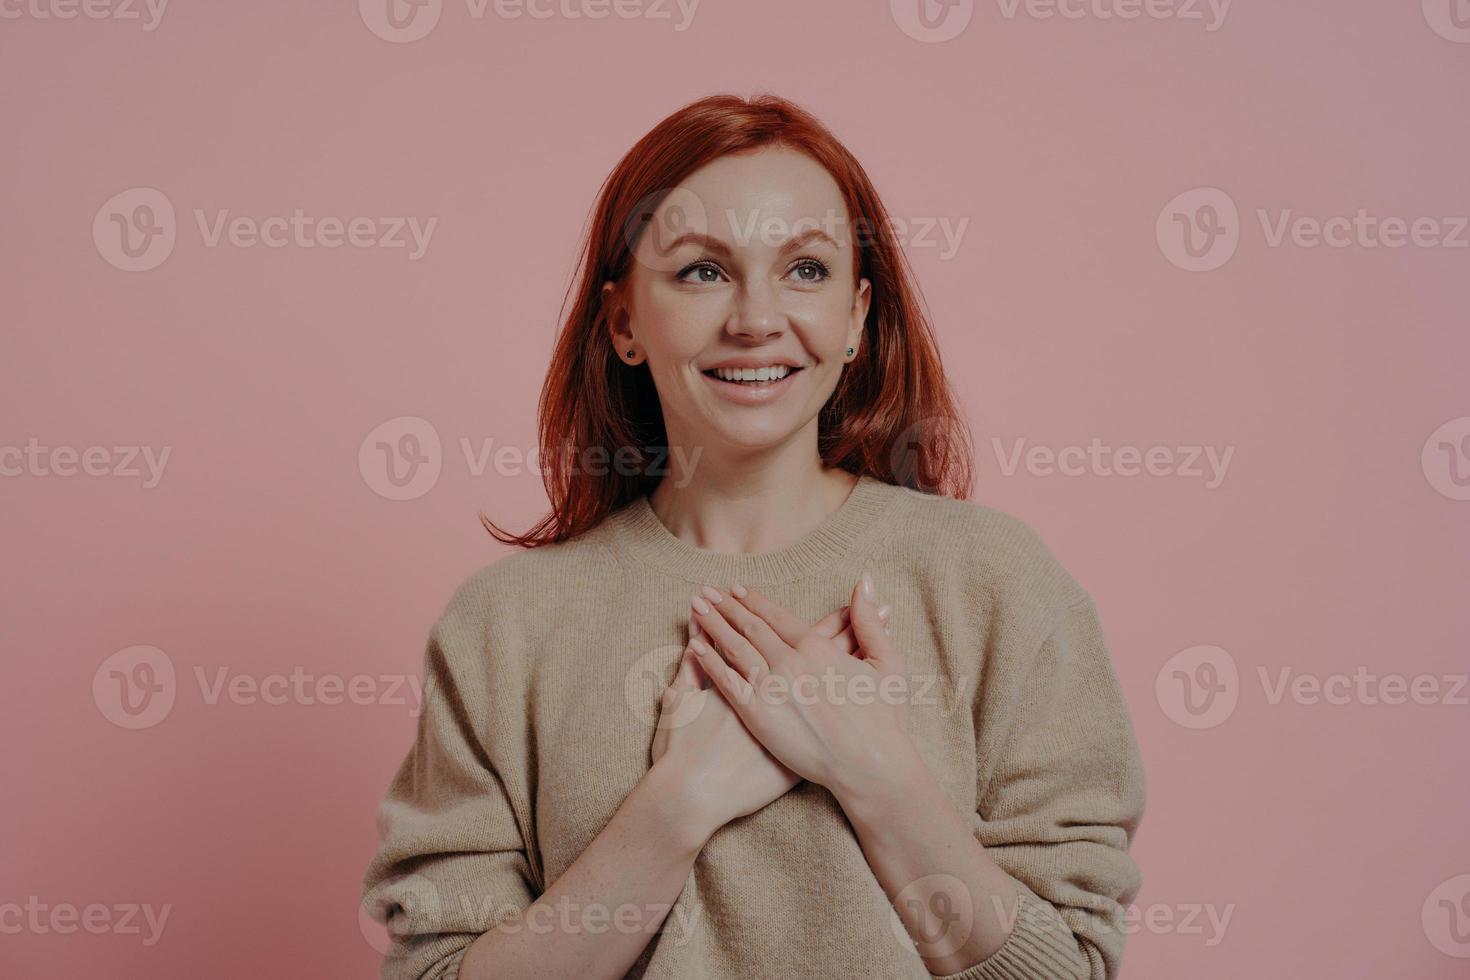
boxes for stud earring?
[845,346,855,357]
[626,349,636,359]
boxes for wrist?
[828,735,927,823]
[638,761,721,856]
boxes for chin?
[706,418,807,451]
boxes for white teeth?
[713,365,792,383]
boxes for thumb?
[850,571,899,671]
[672,646,700,691]
[657,643,708,736]
[676,617,709,689]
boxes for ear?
[848,276,871,352]
[602,280,634,353]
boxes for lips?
[701,361,802,370]
[701,365,804,384]
[700,364,804,403]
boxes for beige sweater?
[361,474,1146,979]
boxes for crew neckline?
[608,472,902,584]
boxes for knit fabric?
[361,474,1146,979]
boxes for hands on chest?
[648,574,911,838]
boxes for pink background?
[3,0,1468,976]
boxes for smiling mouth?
[701,366,804,387]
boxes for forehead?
[661,146,853,246]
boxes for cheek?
[636,292,714,359]
[657,290,723,324]
[792,293,859,349]
[798,282,857,317]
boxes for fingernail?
[877,604,891,621]
[690,616,703,639]
[692,593,711,615]
[730,583,748,598]
[701,585,723,604]
[860,571,875,601]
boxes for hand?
[650,604,889,839]
[688,575,912,802]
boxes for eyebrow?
[661,227,840,255]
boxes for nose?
[726,278,786,343]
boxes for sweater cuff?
[929,890,1090,980]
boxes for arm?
[361,589,714,980]
[832,743,1031,976]
[457,762,708,980]
[833,596,1147,980]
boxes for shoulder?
[444,519,623,618]
[419,516,623,651]
[884,483,1092,618]
[417,521,625,692]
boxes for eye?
[790,257,831,283]
[676,261,725,284]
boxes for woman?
[361,93,1146,980]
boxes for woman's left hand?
[688,574,913,800]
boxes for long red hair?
[482,93,974,547]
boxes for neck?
[648,450,859,557]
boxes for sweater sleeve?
[360,587,538,980]
[935,594,1147,980]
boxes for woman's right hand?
[649,603,889,839]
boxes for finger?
[658,647,694,723]
[850,573,900,670]
[672,642,701,691]
[684,616,711,688]
[691,636,752,706]
[826,606,888,658]
[693,589,775,680]
[812,605,850,640]
[709,586,793,666]
[658,646,713,734]
[727,584,811,647]
[830,622,858,658]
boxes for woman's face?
[606,146,871,458]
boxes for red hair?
[482,93,974,547]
